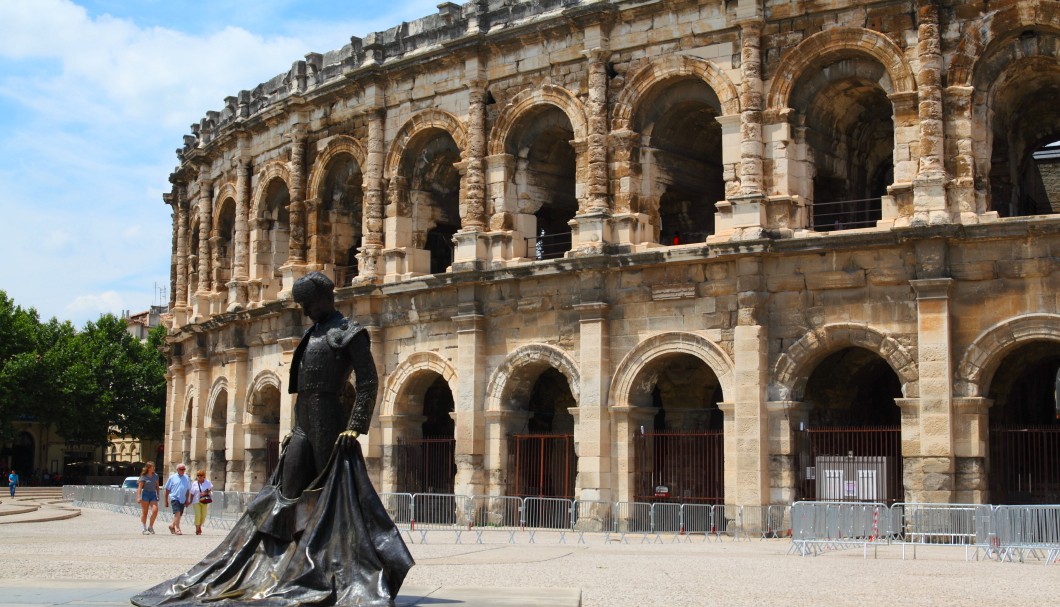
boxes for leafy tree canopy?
[0,291,167,447]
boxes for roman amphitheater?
[161,0,1060,509]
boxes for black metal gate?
[393,437,456,495]
[990,425,1060,504]
[795,426,903,504]
[633,432,724,503]
[509,434,575,499]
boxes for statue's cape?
[130,440,414,607]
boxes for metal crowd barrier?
[65,485,255,531]
[790,501,890,557]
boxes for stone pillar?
[192,176,213,320]
[453,81,489,271]
[165,362,186,474]
[188,357,210,473]
[227,156,251,311]
[944,85,982,223]
[224,348,248,491]
[728,20,769,240]
[766,400,808,505]
[357,107,386,282]
[171,183,190,326]
[608,405,656,502]
[484,410,530,496]
[453,311,488,496]
[287,125,307,264]
[953,397,991,503]
[569,49,612,257]
[730,258,769,505]
[574,303,611,502]
[908,277,956,503]
[913,0,948,224]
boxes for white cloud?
[64,290,127,319]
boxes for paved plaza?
[0,500,1057,606]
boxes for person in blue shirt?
[162,464,191,535]
[7,470,17,498]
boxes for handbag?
[198,481,212,504]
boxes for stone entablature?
[162,0,1060,506]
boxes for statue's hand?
[281,433,292,449]
[337,429,360,447]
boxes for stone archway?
[205,378,230,489]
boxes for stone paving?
[0,500,1057,606]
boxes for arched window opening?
[262,179,290,277]
[511,368,577,507]
[320,154,363,285]
[247,384,281,491]
[207,389,228,490]
[215,198,235,289]
[629,353,724,507]
[188,224,200,298]
[181,400,194,465]
[509,107,577,260]
[634,79,724,245]
[404,131,460,274]
[987,341,1060,504]
[796,347,903,504]
[792,59,893,232]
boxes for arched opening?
[260,178,290,279]
[181,400,193,465]
[187,223,200,299]
[394,374,456,496]
[792,58,893,231]
[510,367,577,506]
[214,197,235,288]
[508,107,577,260]
[207,389,228,490]
[633,78,724,245]
[247,384,281,491]
[986,56,1060,217]
[319,154,364,285]
[401,130,461,275]
[627,353,724,505]
[987,341,1060,504]
[4,431,35,479]
[795,347,904,504]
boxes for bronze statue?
[133,272,414,607]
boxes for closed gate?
[394,438,456,495]
[633,432,724,504]
[990,425,1060,504]
[509,434,575,499]
[265,437,280,480]
[796,426,903,504]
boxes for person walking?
[136,462,160,534]
[162,464,190,535]
[188,469,213,535]
[7,470,17,498]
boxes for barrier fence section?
[64,485,257,530]
[791,501,1059,564]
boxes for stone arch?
[206,377,231,426]
[612,55,741,130]
[955,314,1060,398]
[250,161,292,219]
[307,135,368,203]
[212,183,238,231]
[244,370,282,423]
[485,344,581,413]
[384,109,468,179]
[180,384,197,432]
[381,351,458,417]
[765,27,917,112]
[487,84,589,157]
[772,323,918,401]
[948,1,1060,87]
[608,332,735,408]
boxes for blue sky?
[0,0,441,327]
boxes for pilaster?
[574,302,611,502]
[453,312,488,496]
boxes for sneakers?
[142,529,150,535]
[148,527,155,534]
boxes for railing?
[811,198,882,232]
[526,231,571,260]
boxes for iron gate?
[990,425,1060,504]
[265,437,280,480]
[795,426,903,504]
[633,432,724,503]
[393,437,456,495]
[509,434,575,499]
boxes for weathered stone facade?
[162,0,1060,506]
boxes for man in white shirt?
[163,464,191,535]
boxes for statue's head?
[293,272,336,322]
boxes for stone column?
[608,405,656,502]
[574,302,611,502]
[453,82,489,270]
[484,410,530,496]
[907,277,956,503]
[730,258,769,505]
[224,347,248,491]
[171,183,190,325]
[357,107,386,282]
[227,156,251,311]
[189,357,210,473]
[944,85,981,222]
[569,49,612,256]
[453,311,488,496]
[913,0,948,223]
[766,400,808,504]
[165,362,186,474]
[287,125,308,264]
[728,20,769,240]
[193,175,213,320]
[953,397,992,503]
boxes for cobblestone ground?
[0,507,1055,606]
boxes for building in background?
[160,0,1060,507]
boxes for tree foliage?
[0,291,167,447]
